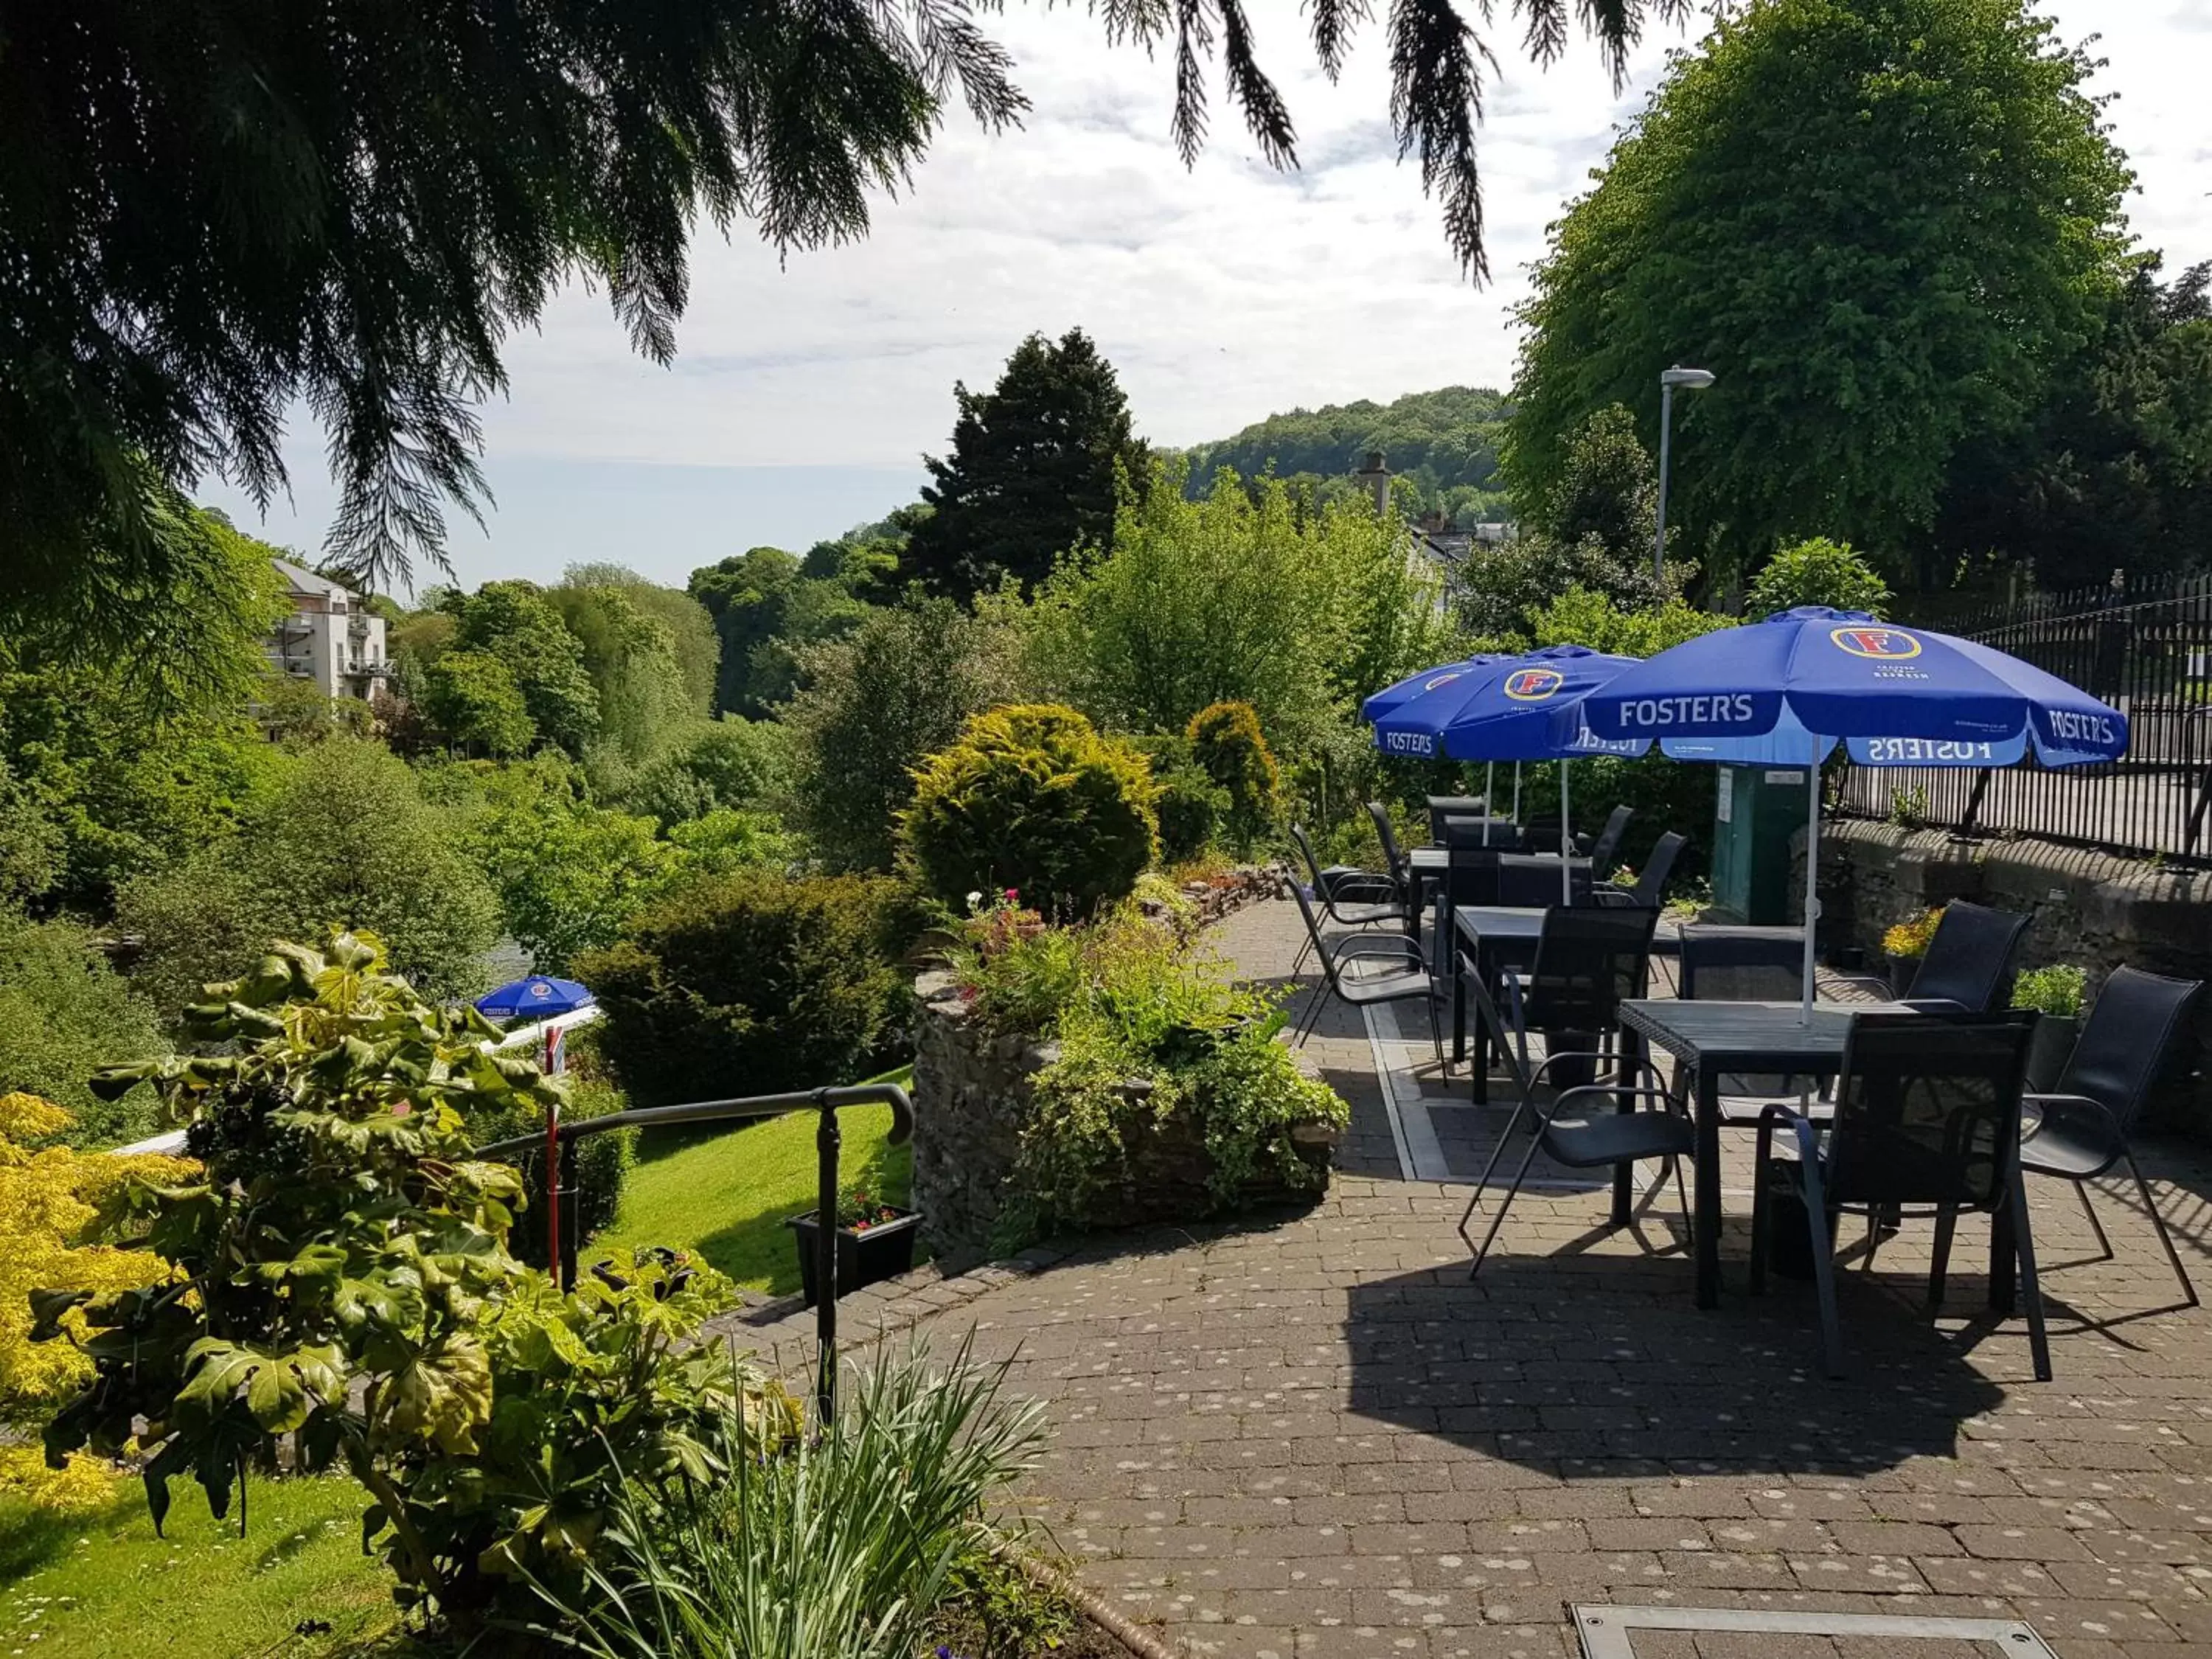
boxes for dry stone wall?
[1801,821,2212,1133]
[909,868,1335,1259]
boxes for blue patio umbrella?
[476,975,596,1022]
[1582,607,2129,1014]
[1366,645,1651,899]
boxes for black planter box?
[786,1207,921,1305]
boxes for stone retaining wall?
[1801,821,2212,1133]
[910,868,1329,1260]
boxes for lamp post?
[1654,365,1715,581]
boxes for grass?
[0,1475,394,1659]
[589,1065,915,1295]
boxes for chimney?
[1355,449,1391,518]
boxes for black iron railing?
[1833,574,2212,864]
[475,1082,914,1419]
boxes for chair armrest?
[1550,1082,1681,1116]
[2020,1092,2123,1149]
[1526,1050,1669,1093]
[1338,934,1423,962]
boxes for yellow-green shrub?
[1186,700,1281,849]
[0,1092,192,1420]
[902,704,1158,919]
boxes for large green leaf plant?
[35,929,789,1629]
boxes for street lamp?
[1654,365,1715,581]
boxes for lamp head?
[1660,366,1717,390]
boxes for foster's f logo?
[1830,626,1922,660]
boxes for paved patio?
[733,897,2212,1658]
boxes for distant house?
[265,559,388,698]
[1352,451,1512,578]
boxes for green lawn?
[0,1477,394,1659]
[590,1065,915,1295]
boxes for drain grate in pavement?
[1571,1605,2058,1659]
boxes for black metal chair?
[1285,874,1444,1068]
[1365,800,1414,900]
[1426,796,1488,841]
[1750,1010,2048,1380]
[2020,965,2205,1307]
[1288,822,1399,977]
[1495,852,1593,908]
[1439,815,1526,852]
[1585,805,1635,878]
[1676,925,1830,1125]
[1902,900,2032,1012]
[1458,905,1683,1276]
[1592,830,1687,911]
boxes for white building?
[265,559,388,698]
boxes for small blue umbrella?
[1583,607,2129,1013]
[1367,645,1651,900]
[476,975,596,1022]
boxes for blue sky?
[204,1,2212,594]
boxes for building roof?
[271,557,357,600]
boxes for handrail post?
[557,1136,581,1292]
[813,1088,839,1424]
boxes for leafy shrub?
[578,873,917,1107]
[38,931,788,1632]
[1132,734,1228,863]
[0,909,167,1147]
[519,1334,1045,1659]
[1186,700,1281,849]
[783,599,1025,872]
[0,1092,192,1422]
[1747,536,1893,619]
[663,808,802,876]
[950,907,1348,1243]
[2013,964,2087,1019]
[629,717,791,827]
[119,737,498,1011]
[902,704,1157,919]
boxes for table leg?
[1694,1066,1722,1310]
[1452,950,1467,1067]
[1988,1203,2018,1315]
[1611,1029,1640,1228]
[1469,941,1495,1105]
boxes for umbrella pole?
[1559,762,1573,904]
[1512,763,1522,825]
[1801,748,1822,1022]
[1483,762,1495,846]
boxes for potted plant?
[787,1183,922,1305]
[1880,906,1944,997]
[2013,964,2088,1093]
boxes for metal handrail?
[474,1082,914,1419]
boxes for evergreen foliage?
[902,330,1147,601]
[579,874,917,1107]
[1186,702,1282,849]
[902,705,1158,920]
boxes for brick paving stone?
[759,897,2212,1659]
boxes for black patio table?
[1613,997,2026,1314]
[1450,905,1695,1083]
[1407,844,1590,931]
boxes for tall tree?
[1938,258,2212,589]
[1506,0,2132,587]
[444,581,599,753]
[903,330,1147,600]
[688,546,802,718]
[3,1,1683,641]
